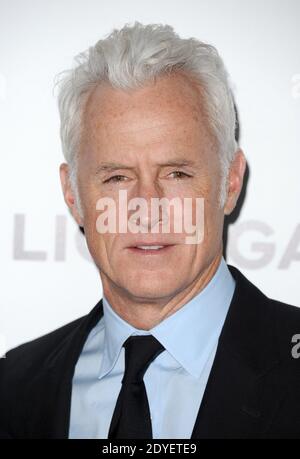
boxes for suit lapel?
[191,265,285,439]
[24,301,104,439]
[191,341,284,438]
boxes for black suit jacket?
[1,265,300,439]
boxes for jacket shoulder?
[267,297,300,349]
[227,264,300,360]
[229,263,300,324]
[270,297,300,320]
[2,314,87,375]
[0,303,103,438]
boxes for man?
[1,22,300,439]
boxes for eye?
[103,175,127,184]
[169,171,192,180]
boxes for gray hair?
[56,22,238,210]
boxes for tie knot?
[122,335,165,384]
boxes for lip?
[127,241,176,247]
[127,245,175,255]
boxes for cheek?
[84,228,119,273]
[187,183,220,228]
[199,189,223,243]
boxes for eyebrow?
[94,159,196,174]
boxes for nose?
[129,178,165,232]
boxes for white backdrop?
[1,0,299,353]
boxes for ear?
[59,163,83,226]
[223,149,247,216]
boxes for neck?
[100,251,223,330]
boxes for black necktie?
[108,335,165,439]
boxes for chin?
[123,278,180,301]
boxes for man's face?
[64,73,231,301]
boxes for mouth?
[127,244,176,255]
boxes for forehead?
[85,73,208,126]
[80,73,216,161]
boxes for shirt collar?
[99,257,235,380]
[98,298,151,380]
